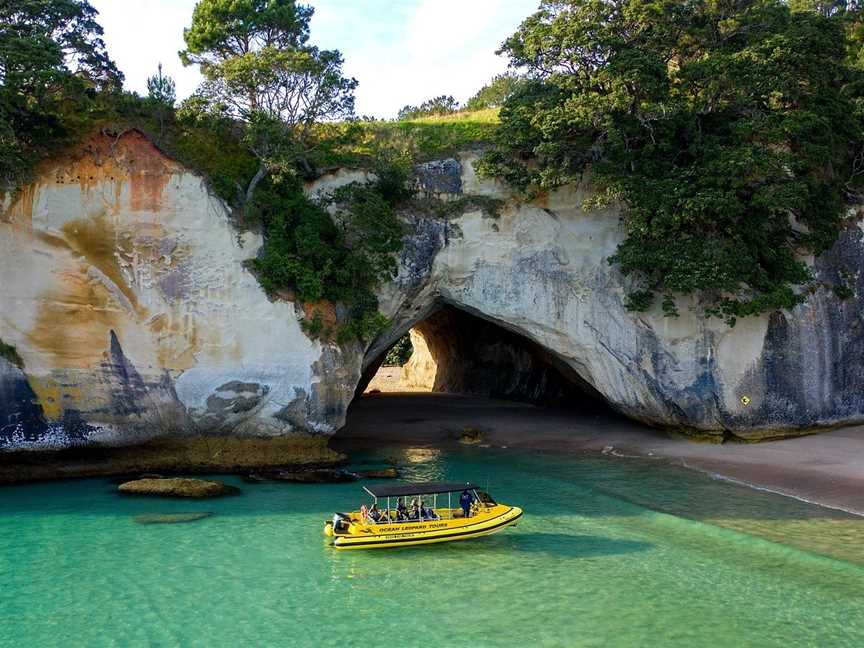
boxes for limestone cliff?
[364,154,864,440]
[0,131,353,453]
[2,131,863,456]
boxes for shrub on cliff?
[480,0,864,323]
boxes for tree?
[147,63,175,106]
[465,73,526,111]
[0,0,122,185]
[397,95,460,120]
[146,63,176,142]
[179,0,357,204]
[481,0,864,323]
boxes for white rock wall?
[0,131,334,449]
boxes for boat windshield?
[475,490,496,506]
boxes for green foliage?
[465,73,527,111]
[249,160,408,343]
[0,0,123,187]
[397,95,459,120]
[180,0,356,188]
[146,64,176,107]
[0,338,24,369]
[312,109,500,169]
[384,334,413,366]
[418,194,505,220]
[482,0,864,323]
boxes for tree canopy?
[397,95,460,120]
[0,0,122,185]
[465,73,527,111]
[480,0,864,322]
[180,0,356,196]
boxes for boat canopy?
[363,482,479,498]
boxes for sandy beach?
[335,392,864,516]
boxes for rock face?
[366,154,864,439]
[3,131,864,454]
[0,131,351,453]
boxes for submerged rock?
[133,512,213,524]
[118,478,239,498]
[355,467,399,479]
[459,428,485,445]
[271,469,358,483]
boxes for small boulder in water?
[118,478,240,498]
[133,512,213,524]
[459,427,485,445]
[272,468,358,483]
[356,467,399,479]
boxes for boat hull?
[329,505,522,550]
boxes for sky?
[89,0,539,119]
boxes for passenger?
[410,498,421,520]
[460,489,474,518]
[368,503,382,523]
[425,508,439,521]
[360,504,369,522]
[395,498,408,521]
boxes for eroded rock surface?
[366,154,864,439]
[4,133,864,455]
[0,131,347,452]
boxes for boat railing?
[364,490,486,525]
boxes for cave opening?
[338,303,623,445]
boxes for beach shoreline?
[335,393,864,517]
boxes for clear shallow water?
[1,447,863,648]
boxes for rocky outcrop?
[4,130,864,455]
[118,477,239,498]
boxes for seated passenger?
[409,498,421,520]
[395,498,408,521]
[368,503,383,522]
[424,508,439,521]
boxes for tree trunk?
[245,165,268,206]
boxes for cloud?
[91,0,538,118]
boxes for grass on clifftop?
[313,108,500,169]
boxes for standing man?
[460,489,474,518]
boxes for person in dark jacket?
[460,489,474,518]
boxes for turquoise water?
[2,446,864,647]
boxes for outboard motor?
[332,512,351,534]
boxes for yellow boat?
[323,481,522,550]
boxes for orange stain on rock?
[26,269,124,370]
[47,129,179,213]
